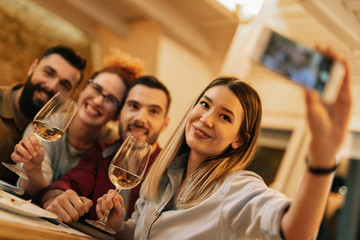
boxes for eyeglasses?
[88,79,120,109]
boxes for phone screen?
[260,31,333,93]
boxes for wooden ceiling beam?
[31,0,129,37]
[64,0,129,37]
[127,0,214,56]
[295,0,360,50]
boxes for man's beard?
[19,75,54,119]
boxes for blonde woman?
[96,56,351,239]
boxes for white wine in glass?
[32,121,64,142]
[2,92,77,180]
[86,135,152,234]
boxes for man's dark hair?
[122,75,171,114]
[39,45,87,84]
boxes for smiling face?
[185,85,245,161]
[118,84,169,145]
[76,72,126,127]
[27,54,81,104]
[19,54,82,119]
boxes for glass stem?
[99,188,121,223]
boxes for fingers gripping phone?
[252,26,345,104]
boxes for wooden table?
[0,202,114,240]
[0,219,94,240]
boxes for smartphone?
[252,26,345,104]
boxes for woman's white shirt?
[130,155,291,240]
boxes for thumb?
[80,196,93,212]
[34,147,46,163]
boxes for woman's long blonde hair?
[142,77,262,208]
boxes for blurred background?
[0,0,359,239]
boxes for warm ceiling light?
[216,0,264,23]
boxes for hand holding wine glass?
[3,92,77,180]
[86,135,152,234]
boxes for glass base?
[85,219,116,234]
[2,162,29,180]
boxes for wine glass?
[86,135,152,234]
[3,92,78,180]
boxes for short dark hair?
[39,45,87,84]
[122,75,171,114]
